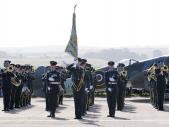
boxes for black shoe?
[5,109,10,111]
[107,115,115,117]
[158,108,164,111]
[51,114,55,118]
[74,117,82,119]
[47,115,52,117]
[10,107,14,110]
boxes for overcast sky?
[0,0,169,48]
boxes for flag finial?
[74,4,77,12]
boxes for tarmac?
[0,97,169,127]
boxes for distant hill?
[0,45,169,68]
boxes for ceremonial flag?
[65,5,78,57]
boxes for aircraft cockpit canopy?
[117,59,139,67]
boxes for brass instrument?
[120,70,127,78]
[161,64,169,73]
[161,64,169,84]
[7,65,14,72]
[7,65,21,87]
[147,64,157,81]
[11,74,21,87]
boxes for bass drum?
[95,70,105,89]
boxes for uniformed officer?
[117,63,128,111]
[14,64,22,108]
[42,67,50,111]
[9,64,16,110]
[66,58,86,119]
[1,60,14,111]
[26,65,35,105]
[85,63,94,110]
[156,62,168,111]
[59,67,66,105]
[105,61,119,117]
[147,63,158,108]
[46,61,61,118]
[16,65,25,108]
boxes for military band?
[0,60,34,112]
[1,58,168,120]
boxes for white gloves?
[63,60,69,66]
[109,77,115,81]
[48,77,55,81]
[73,60,78,68]
[108,88,112,92]
[47,87,51,91]
[85,88,89,93]
[90,86,93,90]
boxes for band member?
[105,61,119,117]
[156,62,168,111]
[1,60,14,111]
[85,63,94,111]
[42,67,50,111]
[66,58,87,119]
[14,64,22,108]
[117,63,128,111]
[59,67,66,105]
[147,64,158,108]
[9,64,16,110]
[46,61,61,118]
[26,65,35,105]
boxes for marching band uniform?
[46,61,61,118]
[117,63,128,111]
[66,58,86,119]
[105,61,119,117]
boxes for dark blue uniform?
[105,69,119,117]
[1,71,14,111]
[46,70,61,117]
[67,64,86,119]
[14,72,22,108]
[156,69,168,110]
[117,74,127,110]
[42,73,50,111]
